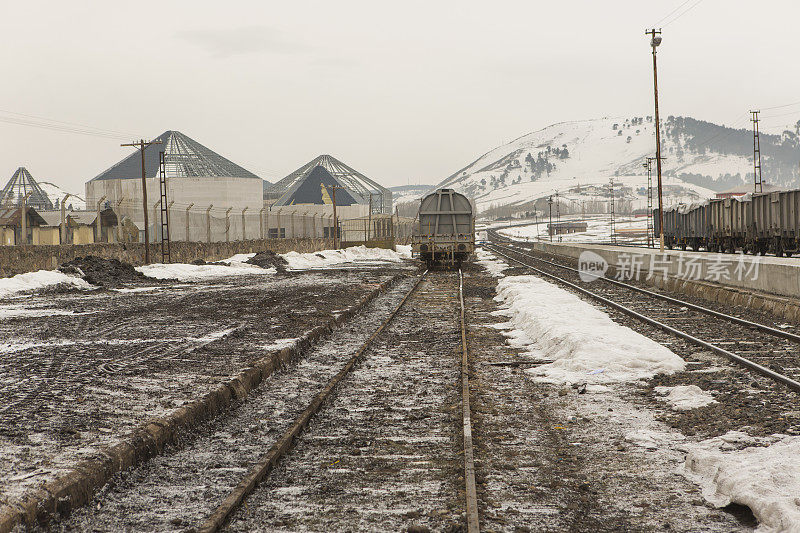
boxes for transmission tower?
[158,151,171,263]
[751,110,763,193]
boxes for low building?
[0,206,47,245]
[548,221,588,235]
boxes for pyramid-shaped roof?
[0,167,54,210]
[91,130,261,181]
[267,154,387,207]
[278,165,358,206]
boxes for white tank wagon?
[412,188,475,268]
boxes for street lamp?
[646,28,665,252]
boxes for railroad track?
[201,269,479,532]
[486,239,800,393]
[52,271,481,532]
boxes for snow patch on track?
[684,431,800,532]
[475,248,510,277]
[654,385,717,411]
[493,275,685,384]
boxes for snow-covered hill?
[38,182,86,210]
[389,184,435,205]
[435,116,800,215]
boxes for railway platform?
[520,240,800,322]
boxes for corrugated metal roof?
[0,206,46,226]
[91,130,261,181]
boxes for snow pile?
[685,431,800,532]
[475,248,509,277]
[0,270,92,299]
[654,385,717,410]
[137,262,273,281]
[395,245,412,259]
[223,253,257,263]
[494,275,685,384]
[282,246,405,270]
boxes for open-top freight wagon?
[411,188,475,268]
[654,188,800,256]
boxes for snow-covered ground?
[497,214,650,244]
[137,246,407,281]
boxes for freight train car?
[411,188,475,268]
[654,187,800,256]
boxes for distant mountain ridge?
[434,115,800,214]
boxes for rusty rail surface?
[459,269,480,533]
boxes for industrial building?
[0,168,54,210]
[85,130,265,242]
[265,155,392,218]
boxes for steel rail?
[459,269,480,533]
[487,246,800,394]
[488,237,800,344]
[196,271,429,533]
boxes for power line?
[761,100,800,111]
[661,0,706,27]
[653,0,694,26]
[0,108,140,138]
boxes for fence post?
[115,196,126,242]
[312,213,318,239]
[225,207,233,243]
[259,206,266,240]
[185,203,194,242]
[241,207,248,241]
[276,212,281,238]
[206,204,213,243]
[96,195,107,243]
[152,199,162,243]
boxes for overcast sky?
[1,0,799,194]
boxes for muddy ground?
[0,263,411,507]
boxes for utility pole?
[646,28,665,252]
[322,184,344,249]
[555,190,561,242]
[121,139,162,264]
[644,158,654,248]
[751,110,763,193]
[609,178,616,244]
